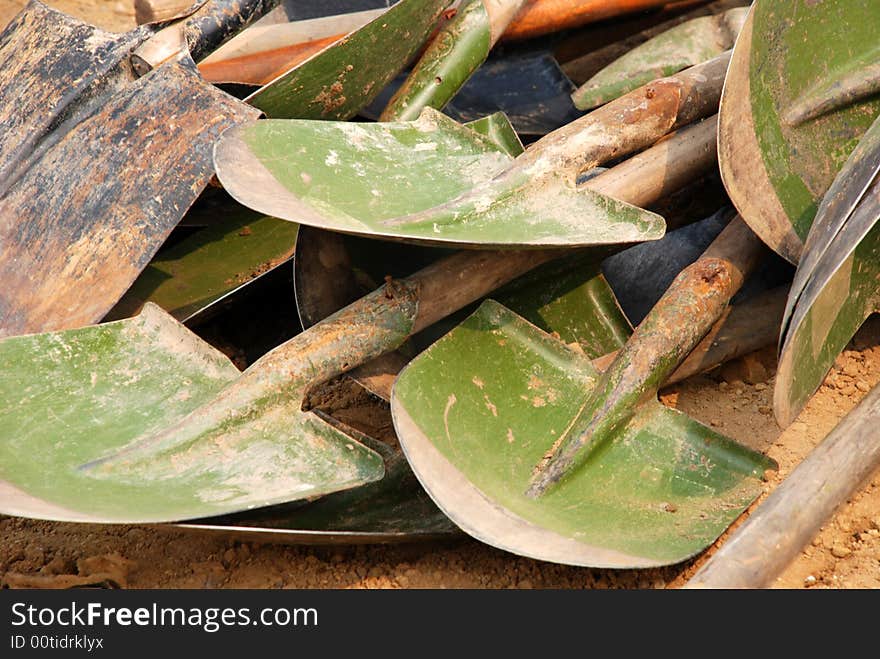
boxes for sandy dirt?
[0,0,878,590]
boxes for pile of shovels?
[0,0,878,586]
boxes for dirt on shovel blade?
[0,1,879,590]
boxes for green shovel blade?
[0,303,383,523]
[106,204,299,325]
[245,0,451,120]
[572,7,748,111]
[213,108,665,249]
[720,0,880,264]
[392,300,775,568]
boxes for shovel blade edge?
[392,300,775,568]
[0,303,383,523]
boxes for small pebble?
[718,381,729,391]
[831,545,852,559]
[710,419,723,428]
[804,575,817,587]
[758,405,772,415]
[754,383,767,391]
[856,380,870,392]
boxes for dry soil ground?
[0,0,878,590]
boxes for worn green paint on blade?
[216,109,664,248]
[239,110,512,224]
[749,0,880,244]
[182,437,459,541]
[493,251,631,356]
[393,301,774,567]
[107,207,299,324]
[0,304,383,523]
[245,0,451,120]
[572,7,748,111]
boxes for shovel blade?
[572,7,748,111]
[106,202,299,325]
[0,303,383,523]
[214,109,665,248]
[0,0,148,189]
[244,0,451,120]
[391,301,775,568]
[719,1,880,265]
[178,434,459,543]
[0,56,261,337]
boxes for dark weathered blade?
[0,0,151,192]
[0,55,260,337]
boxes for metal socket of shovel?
[0,0,449,338]
[0,116,717,524]
[717,0,880,266]
[390,217,778,568]
[213,53,730,249]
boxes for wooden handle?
[411,115,719,332]
[685,382,880,589]
[504,0,677,40]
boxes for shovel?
[774,115,880,427]
[717,0,880,266]
[390,215,777,568]
[570,5,747,111]
[104,196,300,326]
[0,115,717,524]
[716,0,880,426]
[213,53,730,248]
[0,0,449,337]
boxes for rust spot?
[384,274,394,299]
